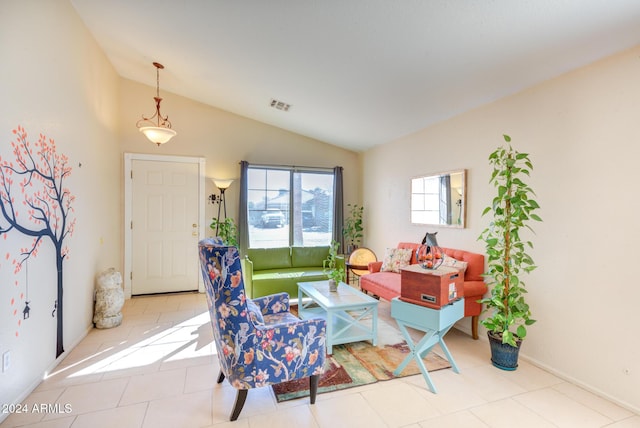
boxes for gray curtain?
[238,160,249,255]
[439,174,452,225]
[333,166,344,251]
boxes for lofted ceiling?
[70,0,640,152]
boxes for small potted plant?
[210,217,239,247]
[343,203,364,255]
[323,240,345,292]
[478,135,542,370]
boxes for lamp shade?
[139,126,177,146]
[212,178,234,190]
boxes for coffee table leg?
[326,309,334,354]
[372,306,378,346]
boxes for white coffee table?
[297,280,379,354]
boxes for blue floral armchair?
[198,238,327,421]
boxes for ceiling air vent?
[270,98,291,112]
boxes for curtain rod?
[240,161,341,172]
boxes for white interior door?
[130,158,201,295]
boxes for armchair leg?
[217,370,225,384]
[471,315,479,340]
[309,374,320,404]
[230,389,248,421]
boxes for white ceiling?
[70,0,640,152]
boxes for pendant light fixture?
[136,62,176,146]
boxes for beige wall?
[0,0,121,413]
[363,46,640,412]
[118,78,361,232]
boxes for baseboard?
[453,324,638,415]
[0,323,94,424]
[519,353,640,415]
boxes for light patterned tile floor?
[2,292,639,428]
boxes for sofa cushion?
[250,268,329,299]
[291,246,330,268]
[381,248,413,273]
[442,254,468,274]
[246,247,292,271]
[253,267,327,281]
[359,271,402,301]
[398,242,421,264]
[441,248,484,282]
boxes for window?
[246,166,335,248]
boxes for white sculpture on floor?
[93,268,124,329]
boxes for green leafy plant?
[478,135,542,347]
[210,217,239,247]
[343,204,364,248]
[323,240,345,283]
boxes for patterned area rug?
[272,313,451,402]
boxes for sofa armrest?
[368,261,383,273]
[241,256,254,298]
[252,292,290,315]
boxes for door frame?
[124,153,206,298]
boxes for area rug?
[272,311,451,402]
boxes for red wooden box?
[399,264,464,309]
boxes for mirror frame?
[410,169,466,228]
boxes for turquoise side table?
[391,297,464,393]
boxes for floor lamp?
[209,178,234,235]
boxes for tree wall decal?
[0,126,76,358]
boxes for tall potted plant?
[343,203,364,255]
[478,135,542,370]
[210,217,239,247]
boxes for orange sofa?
[360,242,487,339]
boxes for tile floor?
[2,292,639,428]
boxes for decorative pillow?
[441,255,468,274]
[381,248,413,273]
[246,299,265,326]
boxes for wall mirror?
[411,169,466,228]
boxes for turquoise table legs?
[394,321,439,392]
[391,297,464,393]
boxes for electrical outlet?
[2,351,10,372]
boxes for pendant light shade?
[139,126,177,145]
